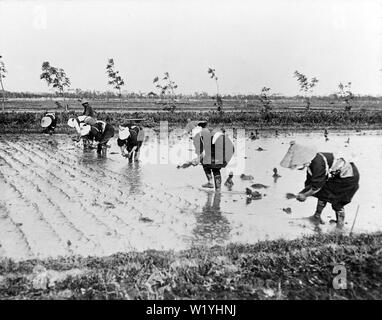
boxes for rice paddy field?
[0,129,381,259]
[0,99,382,299]
[2,0,381,303]
[0,124,381,299]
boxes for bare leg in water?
[310,199,326,224]
[202,166,221,191]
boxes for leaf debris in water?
[103,201,115,209]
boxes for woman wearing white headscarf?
[280,141,359,227]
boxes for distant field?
[2,97,382,113]
[2,97,382,133]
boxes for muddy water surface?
[0,130,381,260]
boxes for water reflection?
[78,148,99,164]
[125,161,143,195]
[308,216,324,233]
[111,160,144,196]
[66,130,382,245]
[192,192,231,244]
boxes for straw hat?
[77,115,87,122]
[67,118,78,128]
[81,100,89,105]
[79,123,91,136]
[41,116,52,128]
[118,126,130,140]
[212,132,223,145]
[184,120,196,133]
[78,115,97,126]
[68,118,81,134]
[280,141,317,169]
[191,126,202,138]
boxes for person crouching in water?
[117,125,144,162]
[79,120,115,157]
[280,141,360,227]
[67,115,97,149]
[41,112,57,135]
[191,121,235,191]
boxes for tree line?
[0,54,366,113]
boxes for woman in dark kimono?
[280,141,359,227]
[191,121,235,191]
[79,120,115,157]
[117,125,144,162]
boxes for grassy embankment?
[1,109,382,134]
[1,98,382,133]
[1,233,381,300]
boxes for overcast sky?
[1,0,381,95]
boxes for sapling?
[338,82,354,112]
[153,72,178,112]
[207,68,223,112]
[259,87,273,113]
[106,58,125,107]
[40,61,71,112]
[293,71,319,110]
[0,55,7,112]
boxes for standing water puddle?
[0,130,381,260]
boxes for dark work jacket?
[193,129,234,169]
[88,122,114,144]
[302,152,359,205]
[83,105,95,118]
[303,153,334,192]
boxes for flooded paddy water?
[0,129,381,261]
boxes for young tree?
[153,72,178,112]
[106,58,125,106]
[259,87,273,113]
[207,67,223,112]
[338,82,354,112]
[40,61,71,111]
[0,55,7,112]
[293,71,318,110]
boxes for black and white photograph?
[0,0,381,305]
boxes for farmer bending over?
[41,112,57,135]
[280,141,360,228]
[117,125,144,162]
[190,120,235,191]
[67,115,97,148]
[79,120,115,157]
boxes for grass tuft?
[0,233,381,300]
